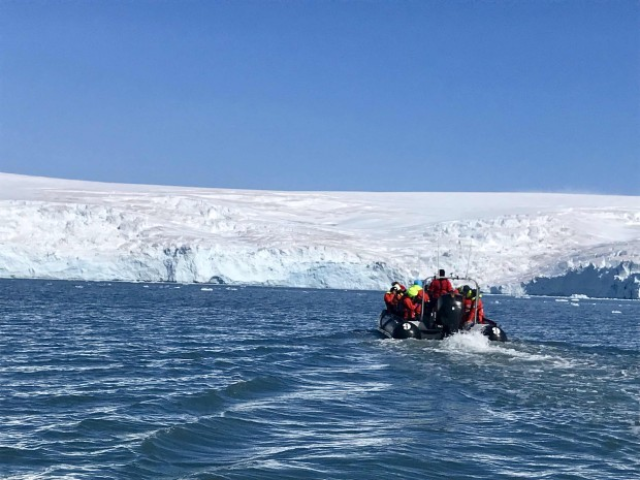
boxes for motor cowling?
[435,294,464,336]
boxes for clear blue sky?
[1,0,638,194]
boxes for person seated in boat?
[462,288,485,326]
[401,281,430,320]
[458,284,471,298]
[383,283,402,312]
[413,288,430,320]
[401,290,418,319]
[406,279,423,299]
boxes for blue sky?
[1,0,638,194]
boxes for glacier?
[1,172,639,298]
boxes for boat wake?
[433,330,578,370]
[440,329,494,352]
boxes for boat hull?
[378,310,421,339]
[378,309,507,342]
[474,321,508,342]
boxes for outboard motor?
[435,294,464,336]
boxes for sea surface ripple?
[0,280,638,479]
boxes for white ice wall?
[1,173,639,298]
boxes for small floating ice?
[612,310,622,314]
[201,287,213,291]
[143,285,150,288]
[74,285,84,289]
[555,298,569,303]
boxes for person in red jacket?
[426,269,454,319]
[462,289,485,325]
[402,291,417,319]
[427,269,454,300]
[399,287,430,320]
[383,282,407,314]
[414,289,430,320]
[383,290,396,311]
[383,283,400,312]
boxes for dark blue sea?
[1,280,638,480]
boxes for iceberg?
[1,172,639,298]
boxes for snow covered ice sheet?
[1,173,639,298]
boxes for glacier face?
[1,173,639,298]
[521,262,640,299]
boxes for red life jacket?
[428,278,453,299]
[402,296,416,319]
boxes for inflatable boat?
[377,278,508,342]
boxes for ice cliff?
[1,173,639,298]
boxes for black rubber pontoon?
[378,310,421,339]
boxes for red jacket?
[463,297,485,324]
[402,295,417,319]
[428,278,454,299]
[414,290,430,317]
[384,291,400,311]
[384,291,395,308]
[401,291,431,319]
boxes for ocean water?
[0,280,638,480]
